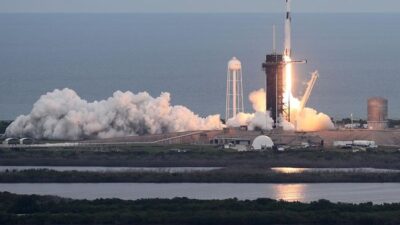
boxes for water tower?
[226,57,244,121]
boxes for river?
[1,183,400,204]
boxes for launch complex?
[2,0,400,151]
[76,0,400,151]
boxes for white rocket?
[284,0,292,58]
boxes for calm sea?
[0,13,399,120]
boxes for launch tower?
[262,54,285,127]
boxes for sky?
[1,0,400,13]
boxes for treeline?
[2,168,400,183]
[0,121,12,134]
[2,148,400,168]
[1,192,400,225]
[388,119,400,128]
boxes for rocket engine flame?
[282,55,334,132]
[283,55,294,108]
[280,0,333,131]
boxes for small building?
[239,126,248,131]
[344,123,361,129]
[353,140,378,148]
[211,136,252,151]
[333,141,353,149]
[333,140,378,149]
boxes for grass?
[1,146,400,168]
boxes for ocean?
[0,13,399,120]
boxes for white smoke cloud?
[227,112,274,131]
[248,88,266,113]
[6,88,223,140]
[227,88,274,130]
[226,89,333,132]
[280,118,295,131]
[294,107,334,131]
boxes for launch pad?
[261,0,308,128]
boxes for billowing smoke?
[284,92,334,131]
[294,107,334,131]
[227,112,274,130]
[227,89,334,132]
[227,88,274,130]
[248,88,266,112]
[6,88,223,140]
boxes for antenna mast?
[272,25,276,54]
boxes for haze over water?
[1,13,399,120]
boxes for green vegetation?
[0,120,12,134]
[1,146,400,169]
[388,119,400,128]
[335,118,400,128]
[1,192,400,225]
[336,118,367,126]
[2,146,400,183]
[2,168,400,183]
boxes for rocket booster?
[284,0,291,58]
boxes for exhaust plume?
[5,88,223,140]
[227,88,274,130]
[249,88,266,113]
[294,107,334,131]
[227,89,333,132]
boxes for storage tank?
[367,97,388,130]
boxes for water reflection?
[273,184,307,202]
[271,167,308,174]
[1,183,400,203]
[271,167,400,174]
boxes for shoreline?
[2,169,400,183]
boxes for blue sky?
[1,0,400,13]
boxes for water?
[1,13,400,120]
[0,166,221,172]
[1,183,400,203]
[2,166,396,173]
[271,167,400,173]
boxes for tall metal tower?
[226,57,244,121]
[262,54,285,127]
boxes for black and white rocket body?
[284,0,292,58]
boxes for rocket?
[284,0,291,58]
